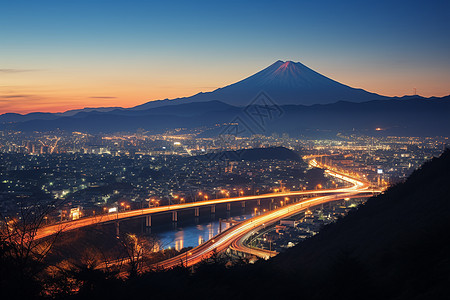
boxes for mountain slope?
[256,149,450,299]
[133,60,388,109]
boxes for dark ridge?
[190,146,301,162]
[255,148,450,299]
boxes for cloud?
[0,69,37,73]
[89,96,117,99]
[0,94,34,99]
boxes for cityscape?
[1,129,447,220]
[1,1,450,300]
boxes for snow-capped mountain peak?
[133,60,387,109]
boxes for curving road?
[150,161,378,269]
[228,193,372,260]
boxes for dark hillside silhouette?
[191,146,301,162]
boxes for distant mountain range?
[0,107,124,123]
[1,96,449,137]
[1,60,449,137]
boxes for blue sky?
[1,0,450,113]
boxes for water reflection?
[208,224,214,240]
[174,231,184,251]
[153,214,252,250]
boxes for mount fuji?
[133,60,388,109]
[3,60,449,137]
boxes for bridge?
[35,160,372,240]
[143,160,380,270]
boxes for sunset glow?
[1,0,449,114]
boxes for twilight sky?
[1,0,450,114]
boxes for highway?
[149,160,376,269]
[228,193,372,260]
[34,160,370,240]
[151,193,373,268]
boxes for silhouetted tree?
[0,202,61,299]
[118,233,159,278]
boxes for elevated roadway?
[150,161,378,269]
[35,160,370,240]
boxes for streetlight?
[185,251,192,266]
[60,210,67,222]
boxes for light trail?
[151,192,372,269]
[150,161,378,269]
[229,193,371,259]
[35,160,370,240]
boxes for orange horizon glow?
[1,63,449,115]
